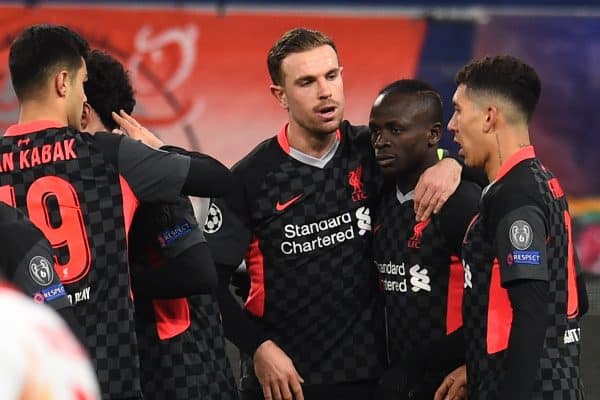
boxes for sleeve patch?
[157,222,194,247]
[203,202,223,234]
[509,220,533,250]
[28,256,54,286]
[507,250,542,265]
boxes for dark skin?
[369,92,442,193]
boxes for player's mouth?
[453,136,465,157]
[315,104,338,120]
[376,153,395,168]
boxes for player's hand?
[414,158,461,221]
[111,110,165,149]
[253,340,304,400]
[434,364,467,400]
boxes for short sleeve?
[204,196,252,268]
[496,205,549,285]
[117,136,191,203]
[11,237,71,311]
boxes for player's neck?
[287,123,337,158]
[396,152,438,195]
[18,100,67,126]
[485,126,531,182]
[83,119,108,134]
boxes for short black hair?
[85,50,135,131]
[455,55,541,122]
[9,24,89,101]
[267,28,337,86]
[377,79,443,124]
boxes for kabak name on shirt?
[0,139,78,172]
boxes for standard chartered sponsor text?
[281,209,370,255]
[376,261,408,292]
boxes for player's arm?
[112,110,232,199]
[93,132,232,204]
[207,193,305,400]
[131,198,218,298]
[414,154,488,222]
[207,195,270,354]
[425,182,480,373]
[132,243,217,298]
[574,250,589,316]
[495,205,550,400]
[0,218,84,343]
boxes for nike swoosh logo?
[276,194,303,212]
[373,224,382,235]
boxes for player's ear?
[270,84,288,109]
[55,69,70,98]
[483,105,498,134]
[428,122,442,146]
[81,102,91,130]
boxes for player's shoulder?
[493,163,542,208]
[231,135,283,178]
[0,202,22,221]
[452,180,482,204]
[437,176,481,218]
[340,120,370,145]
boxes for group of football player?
[0,23,587,400]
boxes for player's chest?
[250,157,376,227]
[462,213,497,287]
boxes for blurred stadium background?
[1,0,598,396]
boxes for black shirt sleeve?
[160,145,232,198]
[500,279,549,399]
[131,242,217,298]
[496,205,549,285]
[216,262,271,356]
[205,193,253,268]
[129,197,218,298]
[93,132,232,202]
[437,181,481,255]
[0,206,71,312]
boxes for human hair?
[455,55,541,122]
[378,79,443,124]
[9,24,89,101]
[84,50,135,131]
[267,28,337,86]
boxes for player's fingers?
[118,109,140,126]
[111,111,125,125]
[270,381,283,400]
[280,380,294,400]
[290,381,304,400]
[446,381,463,400]
[450,385,467,400]
[414,186,434,221]
[432,191,450,215]
[413,174,427,204]
[111,111,133,132]
[261,384,273,400]
[433,377,453,400]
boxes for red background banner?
[0,6,426,166]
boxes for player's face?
[66,58,87,131]
[276,45,344,136]
[370,93,436,178]
[448,84,487,168]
